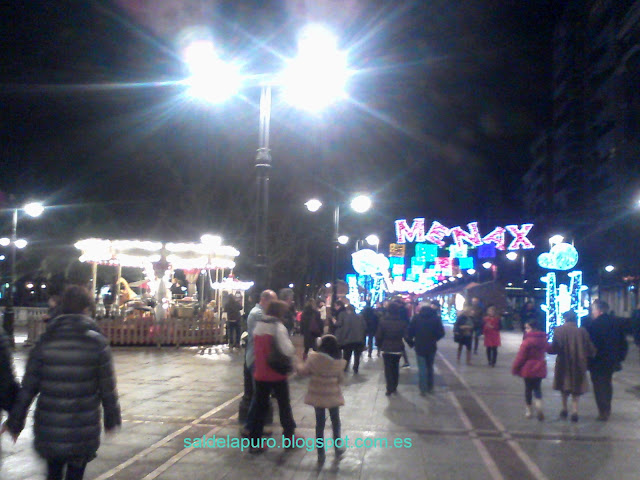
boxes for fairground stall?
[29,236,246,346]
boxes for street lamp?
[2,201,44,346]
[305,194,371,311]
[604,265,615,273]
[183,25,350,293]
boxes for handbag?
[267,330,293,375]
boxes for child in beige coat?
[297,334,347,462]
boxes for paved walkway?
[1,328,640,480]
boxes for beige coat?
[548,322,597,395]
[298,352,347,408]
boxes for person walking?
[249,300,297,453]
[454,307,475,365]
[483,305,502,367]
[225,293,243,349]
[468,297,483,354]
[1,285,121,480]
[585,299,627,421]
[0,329,19,424]
[406,305,445,394]
[335,304,367,374]
[548,310,596,422]
[376,300,408,396]
[300,300,323,361]
[361,303,379,358]
[240,289,277,437]
[297,334,347,463]
[512,320,548,421]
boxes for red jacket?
[512,330,548,379]
[253,317,295,382]
[482,315,502,347]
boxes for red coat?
[512,330,548,379]
[482,316,502,347]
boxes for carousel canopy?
[75,238,240,270]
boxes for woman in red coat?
[482,305,502,367]
[512,320,548,421]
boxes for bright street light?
[482,262,493,269]
[605,265,615,273]
[24,202,44,217]
[365,234,379,247]
[281,24,350,112]
[467,269,476,275]
[0,238,9,247]
[506,251,518,261]
[14,239,28,249]
[304,199,323,212]
[337,235,349,245]
[350,195,372,213]
[183,40,241,104]
[549,234,564,246]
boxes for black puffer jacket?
[7,314,121,461]
[376,314,408,353]
[0,329,19,412]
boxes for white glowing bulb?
[350,195,372,213]
[14,239,28,249]
[482,262,492,269]
[305,199,322,212]
[506,252,518,261]
[338,235,349,245]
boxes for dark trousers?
[416,351,436,393]
[315,407,340,451]
[591,370,614,415]
[383,353,401,393]
[473,330,481,353]
[366,334,376,356]
[524,378,543,405]
[250,380,296,440]
[486,346,498,365]
[47,460,87,480]
[227,321,241,347]
[342,343,363,372]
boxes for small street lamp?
[2,201,44,346]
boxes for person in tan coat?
[548,310,596,422]
[297,335,347,462]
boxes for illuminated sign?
[395,219,535,251]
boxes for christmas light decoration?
[395,218,425,243]
[425,221,450,247]
[450,222,483,248]
[482,227,506,250]
[505,224,535,250]
[537,243,579,271]
[449,245,468,258]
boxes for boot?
[534,399,544,421]
[525,405,533,418]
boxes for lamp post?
[306,194,371,312]
[2,201,44,346]
[183,24,349,293]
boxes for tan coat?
[548,322,597,395]
[298,352,347,408]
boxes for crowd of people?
[0,286,633,474]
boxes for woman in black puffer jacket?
[376,300,409,396]
[3,285,121,480]
[0,329,19,417]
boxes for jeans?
[524,378,542,405]
[486,346,498,365]
[250,380,296,440]
[382,353,401,393]
[342,343,364,372]
[47,460,87,480]
[416,351,436,393]
[590,370,613,415]
[315,407,340,451]
[366,334,376,356]
[227,321,241,347]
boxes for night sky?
[0,0,562,286]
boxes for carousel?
[70,235,253,346]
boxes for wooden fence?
[25,314,225,347]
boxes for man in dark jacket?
[225,293,243,349]
[585,299,627,421]
[406,306,445,394]
[0,329,19,419]
[1,285,121,480]
[361,304,379,358]
[376,300,408,396]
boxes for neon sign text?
[395,219,535,251]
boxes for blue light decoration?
[351,249,392,309]
[345,274,363,312]
[538,243,588,341]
